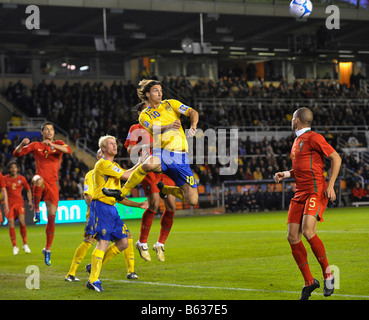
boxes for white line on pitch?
[104,277,369,300]
[172,229,369,234]
[1,272,368,299]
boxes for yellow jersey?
[92,157,125,206]
[83,169,94,220]
[139,99,192,152]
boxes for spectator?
[225,189,238,213]
[347,130,362,147]
[253,167,263,180]
[352,182,366,202]
[1,134,12,147]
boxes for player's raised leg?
[42,201,57,266]
[31,175,44,223]
[102,155,161,200]
[158,181,198,206]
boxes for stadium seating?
[2,76,369,209]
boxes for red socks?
[291,235,332,286]
[290,241,314,286]
[45,215,56,251]
[33,185,43,211]
[139,209,156,243]
[20,225,27,244]
[158,210,175,244]
[9,225,27,247]
[307,234,332,280]
[139,209,176,245]
[9,227,16,247]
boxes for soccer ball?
[289,0,313,19]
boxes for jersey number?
[186,175,195,186]
[308,197,316,209]
[145,111,161,120]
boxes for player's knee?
[165,202,176,212]
[190,191,199,206]
[32,175,44,187]
[287,233,300,244]
[142,159,161,173]
[187,195,198,207]
[142,163,155,173]
[116,241,128,252]
[302,228,315,241]
[149,199,159,212]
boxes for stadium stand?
[2,76,369,210]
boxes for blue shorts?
[85,200,129,241]
[152,148,197,188]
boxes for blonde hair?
[137,79,161,101]
[98,135,116,149]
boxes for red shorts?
[43,181,60,207]
[141,172,175,196]
[287,192,328,224]
[6,203,25,220]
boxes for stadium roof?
[0,1,369,62]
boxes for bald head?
[295,107,313,126]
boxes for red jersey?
[4,174,30,206]
[0,172,5,189]
[291,130,335,194]
[13,140,71,184]
[124,123,153,151]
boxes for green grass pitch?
[0,207,368,301]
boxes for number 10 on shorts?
[186,175,195,186]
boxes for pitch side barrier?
[16,198,147,226]
[221,177,343,211]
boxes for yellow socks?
[102,244,121,265]
[121,165,147,197]
[103,241,135,274]
[67,240,93,277]
[124,238,135,274]
[89,248,105,283]
[88,241,135,283]
[162,185,184,201]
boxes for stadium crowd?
[1,76,369,208]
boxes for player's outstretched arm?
[120,198,148,209]
[274,170,294,183]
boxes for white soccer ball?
[289,0,313,19]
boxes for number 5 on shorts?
[308,197,316,210]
